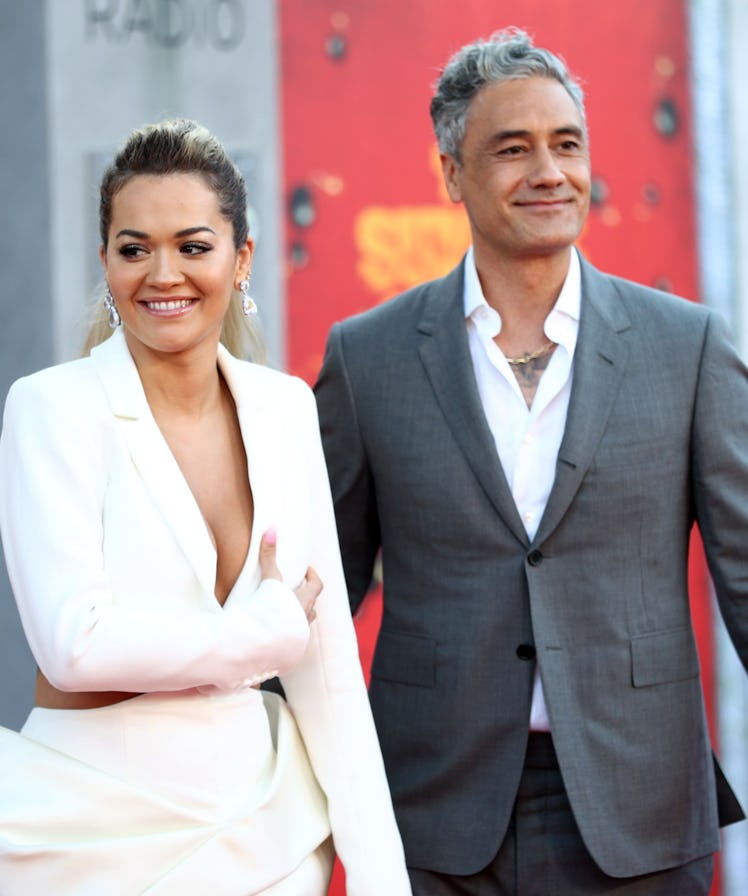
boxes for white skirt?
[0,688,332,895]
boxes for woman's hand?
[259,527,322,624]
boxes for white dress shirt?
[463,246,581,730]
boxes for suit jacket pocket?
[630,627,700,687]
[371,630,436,688]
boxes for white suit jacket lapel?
[90,331,217,597]
[216,344,278,586]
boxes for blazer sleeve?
[0,373,311,694]
[314,322,381,613]
[279,381,411,895]
[691,311,748,672]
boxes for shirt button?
[527,549,543,567]
[523,511,534,524]
[516,644,537,661]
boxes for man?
[314,28,748,895]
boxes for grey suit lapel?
[416,263,529,546]
[534,258,632,544]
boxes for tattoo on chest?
[509,348,557,408]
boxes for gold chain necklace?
[505,340,556,366]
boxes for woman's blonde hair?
[82,118,265,362]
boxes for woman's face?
[100,172,252,361]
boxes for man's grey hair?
[430,27,586,162]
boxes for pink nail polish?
[265,526,277,546]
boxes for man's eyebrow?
[553,125,585,139]
[482,129,531,145]
[486,124,585,143]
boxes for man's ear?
[440,153,463,203]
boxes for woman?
[0,119,410,895]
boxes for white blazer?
[0,330,410,894]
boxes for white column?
[688,1,748,892]
[721,0,748,886]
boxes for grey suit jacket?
[314,254,748,878]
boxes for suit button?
[527,549,543,566]
[516,643,536,661]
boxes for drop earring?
[104,285,121,328]
[239,278,257,316]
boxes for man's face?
[441,76,591,263]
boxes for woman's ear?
[235,237,254,284]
